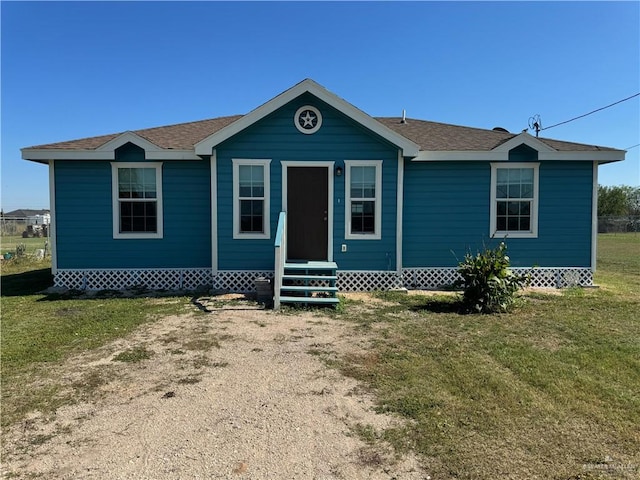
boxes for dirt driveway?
[2,296,429,479]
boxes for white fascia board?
[413,151,509,161]
[413,149,625,163]
[22,149,200,161]
[195,79,420,157]
[538,151,625,162]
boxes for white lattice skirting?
[54,268,213,291]
[403,267,593,289]
[54,267,593,292]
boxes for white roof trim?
[493,132,557,153]
[413,150,624,162]
[194,78,420,157]
[22,148,200,162]
[414,151,510,161]
[22,130,202,163]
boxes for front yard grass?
[0,259,198,426]
[1,234,638,479]
[334,233,639,479]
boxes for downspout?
[396,150,404,282]
[591,161,598,274]
[210,150,218,276]
[48,160,57,274]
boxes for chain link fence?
[598,216,640,233]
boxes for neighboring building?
[22,79,625,299]
[3,209,50,219]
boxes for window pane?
[496,185,508,199]
[239,165,264,199]
[507,217,519,231]
[239,165,252,184]
[119,168,157,199]
[521,183,533,198]
[239,199,264,233]
[119,200,157,233]
[351,200,375,234]
[350,166,375,199]
[496,216,507,231]
[520,217,531,231]
[497,201,507,215]
[508,201,520,215]
[521,168,534,183]
[508,184,521,198]
[497,169,509,183]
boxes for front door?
[287,167,328,260]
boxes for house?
[22,79,625,304]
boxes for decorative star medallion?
[294,105,322,134]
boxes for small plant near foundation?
[455,242,529,314]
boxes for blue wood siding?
[402,159,594,268]
[55,159,212,269]
[216,93,399,271]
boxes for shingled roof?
[28,115,243,151]
[26,113,620,154]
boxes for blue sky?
[2,1,639,211]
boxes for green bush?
[455,242,529,314]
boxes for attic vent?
[492,127,509,133]
[401,109,406,124]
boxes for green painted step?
[284,261,338,270]
[280,285,338,293]
[279,296,340,305]
[282,274,337,281]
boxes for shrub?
[455,242,529,314]
[15,243,27,257]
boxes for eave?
[22,131,201,163]
[413,132,625,163]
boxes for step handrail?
[273,211,287,309]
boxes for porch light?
[335,166,343,176]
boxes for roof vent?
[492,127,509,133]
[401,109,406,124]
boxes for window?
[490,163,539,238]
[345,160,382,239]
[111,162,163,239]
[233,159,271,239]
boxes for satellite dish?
[492,127,509,133]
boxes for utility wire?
[541,93,640,131]
[624,143,640,150]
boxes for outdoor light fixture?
[335,166,343,176]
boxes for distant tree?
[622,186,640,216]
[598,185,629,216]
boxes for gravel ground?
[2,295,430,479]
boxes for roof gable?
[194,79,420,157]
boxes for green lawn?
[0,261,199,426]
[1,234,638,479]
[1,235,50,257]
[333,233,639,479]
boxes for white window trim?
[232,158,271,240]
[111,162,163,239]
[490,162,539,239]
[345,160,383,240]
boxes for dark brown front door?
[287,167,328,261]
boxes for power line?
[537,92,640,132]
[624,143,640,150]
